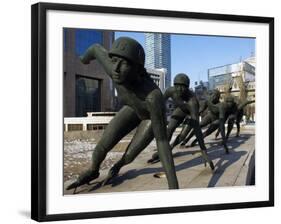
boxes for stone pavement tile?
[186,132,255,188]
[234,146,255,186]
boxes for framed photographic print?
[31,2,274,222]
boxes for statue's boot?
[147,153,160,164]
[66,169,100,192]
[101,165,121,186]
[223,143,230,154]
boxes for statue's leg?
[191,120,219,146]
[236,120,241,137]
[194,119,229,154]
[103,120,154,185]
[181,129,195,146]
[66,106,141,190]
[182,114,212,146]
[171,124,192,149]
[166,108,186,140]
[91,106,141,171]
[226,116,235,139]
[215,129,220,139]
[236,112,243,137]
[148,108,185,163]
[203,121,220,138]
[189,119,215,170]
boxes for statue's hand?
[80,45,97,64]
[80,56,91,64]
[201,150,215,170]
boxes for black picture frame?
[31,2,274,222]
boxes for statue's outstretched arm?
[80,44,112,77]
[238,100,255,110]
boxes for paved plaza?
[64,126,255,195]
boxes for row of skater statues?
[67,37,254,193]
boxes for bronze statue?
[146,74,214,169]
[183,94,238,154]
[214,99,255,139]
[66,37,179,191]
[170,89,221,150]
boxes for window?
[68,124,83,131]
[76,76,101,117]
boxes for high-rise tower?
[145,33,171,87]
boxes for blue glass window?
[75,29,103,56]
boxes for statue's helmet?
[109,37,145,66]
[173,73,190,87]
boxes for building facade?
[146,68,166,92]
[194,81,209,100]
[208,57,256,121]
[208,60,255,93]
[63,28,115,117]
[144,33,171,87]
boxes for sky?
[115,31,255,88]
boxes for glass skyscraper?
[145,33,171,87]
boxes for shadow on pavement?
[86,133,253,192]
[207,149,247,187]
